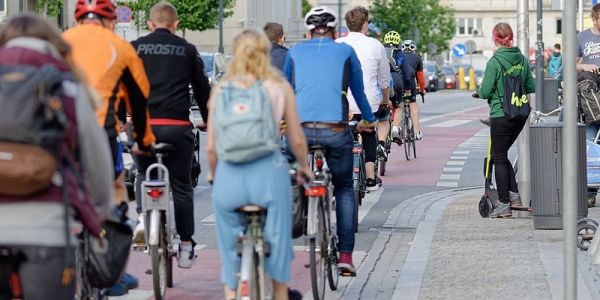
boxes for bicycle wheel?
[353,189,359,233]
[326,205,339,290]
[309,202,326,300]
[76,235,105,300]
[151,214,168,300]
[403,119,410,161]
[378,156,386,176]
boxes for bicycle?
[139,143,179,300]
[349,121,367,233]
[76,231,106,300]
[377,106,394,177]
[400,94,417,160]
[529,106,563,124]
[235,205,272,300]
[305,145,339,300]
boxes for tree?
[36,0,62,17]
[302,0,312,16]
[370,0,455,54]
[124,0,235,37]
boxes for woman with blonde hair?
[0,14,113,299]
[206,29,310,300]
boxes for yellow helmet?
[383,31,401,45]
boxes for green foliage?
[123,0,235,34]
[36,0,63,17]
[370,0,455,54]
[302,0,312,17]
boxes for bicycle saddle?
[236,205,267,213]
[309,145,326,153]
[154,143,176,153]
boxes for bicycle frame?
[142,163,174,247]
[237,211,269,300]
[305,150,330,238]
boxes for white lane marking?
[436,181,458,187]
[443,167,462,172]
[446,161,466,166]
[450,156,468,160]
[359,187,384,223]
[426,119,472,128]
[440,174,461,180]
[453,150,470,155]
[195,244,207,251]
[201,214,215,223]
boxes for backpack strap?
[492,56,507,75]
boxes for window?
[456,17,483,36]
[556,19,562,34]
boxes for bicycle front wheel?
[412,138,417,159]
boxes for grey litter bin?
[530,122,587,229]
[539,78,560,113]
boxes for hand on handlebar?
[295,165,313,186]
[357,120,377,132]
[131,142,152,156]
[472,93,480,99]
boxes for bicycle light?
[315,158,324,169]
[146,188,164,199]
[305,186,327,197]
[239,280,249,299]
[352,146,362,154]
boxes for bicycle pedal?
[340,271,356,277]
[132,243,147,252]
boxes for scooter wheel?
[478,196,492,218]
[577,221,597,251]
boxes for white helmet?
[304,6,338,31]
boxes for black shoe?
[288,288,303,300]
[366,178,380,191]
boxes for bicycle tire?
[151,214,167,300]
[378,156,386,176]
[327,234,339,291]
[76,236,105,300]
[403,114,411,161]
[309,205,326,300]
[353,189,359,233]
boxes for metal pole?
[563,0,578,297]
[218,0,224,54]
[579,0,584,32]
[517,0,531,212]
[535,0,544,112]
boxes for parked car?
[441,66,458,89]
[424,61,444,92]
[199,52,229,86]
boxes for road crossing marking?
[446,161,466,166]
[443,167,462,172]
[440,174,460,180]
[450,156,468,160]
[426,119,472,128]
[453,150,470,155]
[436,181,458,187]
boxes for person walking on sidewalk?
[476,23,535,218]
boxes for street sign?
[116,5,133,23]
[116,22,132,31]
[452,43,466,58]
[465,40,476,54]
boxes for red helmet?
[74,0,116,21]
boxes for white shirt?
[336,32,390,113]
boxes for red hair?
[492,23,513,47]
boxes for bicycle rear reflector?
[305,186,327,197]
[239,280,249,299]
[352,147,362,154]
[353,167,360,173]
[316,158,324,169]
[146,188,164,199]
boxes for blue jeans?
[303,127,355,253]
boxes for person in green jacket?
[476,22,535,218]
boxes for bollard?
[468,68,476,90]
[458,67,466,90]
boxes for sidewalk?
[390,189,599,300]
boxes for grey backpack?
[214,80,279,163]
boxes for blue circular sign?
[452,43,466,58]
[116,5,133,23]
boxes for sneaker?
[509,191,522,207]
[377,144,388,160]
[415,131,423,140]
[132,214,145,245]
[105,283,128,296]
[338,252,356,276]
[119,273,139,290]
[489,202,512,218]
[366,178,379,191]
[391,128,402,145]
[178,242,197,269]
[288,288,303,300]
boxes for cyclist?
[263,22,288,72]
[206,29,310,300]
[0,14,113,299]
[131,1,210,268]
[62,0,155,292]
[336,6,390,191]
[393,39,426,140]
[383,31,413,144]
[283,6,377,276]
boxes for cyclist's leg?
[158,126,196,266]
[377,108,390,143]
[18,246,75,300]
[212,161,248,295]
[248,153,293,295]
[361,128,377,184]
[409,87,421,138]
[307,128,355,253]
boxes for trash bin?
[530,122,587,229]
[537,78,559,113]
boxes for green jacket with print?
[476,47,535,118]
